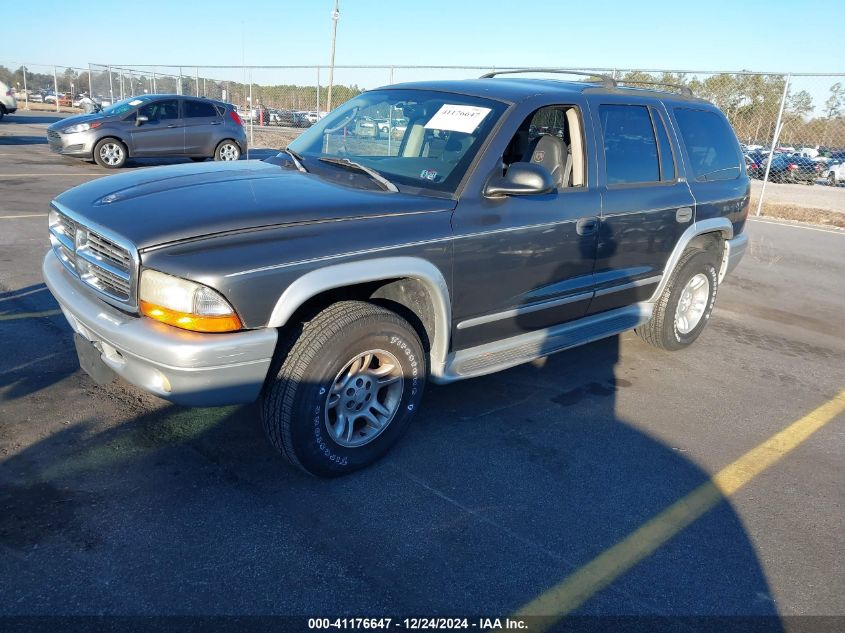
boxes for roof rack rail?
[616,80,694,97]
[479,68,617,89]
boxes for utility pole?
[326,0,340,112]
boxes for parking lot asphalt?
[1,111,844,624]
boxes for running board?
[435,303,653,383]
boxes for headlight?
[139,269,242,333]
[62,122,101,134]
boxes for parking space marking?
[0,173,100,178]
[0,214,48,219]
[748,217,845,235]
[513,388,845,628]
[0,309,62,321]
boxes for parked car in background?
[744,150,767,178]
[268,108,296,126]
[354,116,380,137]
[0,80,18,121]
[825,160,844,186]
[763,154,822,184]
[46,94,247,168]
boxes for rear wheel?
[830,173,838,187]
[635,248,720,351]
[214,140,240,161]
[93,138,127,168]
[260,301,426,477]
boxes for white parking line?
[0,173,99,178]
[0,214,48,219]
[748,217,844,235]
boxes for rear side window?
[674,108,741,181]
[599,105,659,185]
[184,100,218,118]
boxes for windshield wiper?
[282,147,308,173]
[317,156,398,192]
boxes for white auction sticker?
[424,104,492,133]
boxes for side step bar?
[435,303,653,383]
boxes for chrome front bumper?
[43,250,278,406]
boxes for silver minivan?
[46,94,248,168]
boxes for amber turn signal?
[140,300,243,333]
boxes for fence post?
[756,73,791,217]
[88,63,93,97]
[249,70,254,147]
[196,67,200,97]
[53,66,59,112]
[152,67,157,93]
[22,66,28,110]
[389,66,394,84]
[178,67,183,95]
[316,66,321,113]
[108,65,114,104]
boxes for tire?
[93,137,127,168]
[190,157,207,162]
[635,248,719,351]
[0,108,5,122]
[830,173,838,187]
[214,139,240,161]
[260,300,427,477]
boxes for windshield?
[101,96,151,117]
[288,89,507,194]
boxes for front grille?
[47,130,61,141]
[49,206,138,309]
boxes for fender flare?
[647,217,734,303]
[266,256,452,377]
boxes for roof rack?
[616,80,694,97]
[479,68,617,89]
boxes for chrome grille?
[49,205,138,310]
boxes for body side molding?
[266,257,452,378]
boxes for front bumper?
[43,250,278,406]
[720,232,748,281]
[46,130,95,157]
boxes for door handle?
[166,124,178,128]
[576,217,599,236]
[210,121,221,125]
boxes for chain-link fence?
[2,62,844,218]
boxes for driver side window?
[138,100,180,122]
[502,105,586,189]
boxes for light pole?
[326,0,340,113]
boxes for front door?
[451,104,600,350]
[586,99,695,315]
[130,98,184,156]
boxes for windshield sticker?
[420,169,438,181]
[129,99,144,106]
[424,104,491,133]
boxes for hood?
[47,112,107,131]
[53,160,454,250]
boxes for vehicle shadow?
[0,135,47,145]
[0,331,782,624]
[4,114,66,125]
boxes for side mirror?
[484,162,555,197]
[135,115,149,127]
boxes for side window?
[673,108,741,181]
[184,100,217,118]
[599,104,659,185]
[138,99,180,122]
[651,108,677,181]
[502,105,585,188]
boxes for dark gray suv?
[46,94,248,168]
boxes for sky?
[4,0,842,74]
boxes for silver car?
[46,94,248,168]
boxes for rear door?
[183,99,222,155]
[586,97,695,315]
[129,98,184,156]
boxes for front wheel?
[93,138,127,168]
[260,301,427,477]
[830,173,839,187]
[214,140,241,161]
[635,248,719,351]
